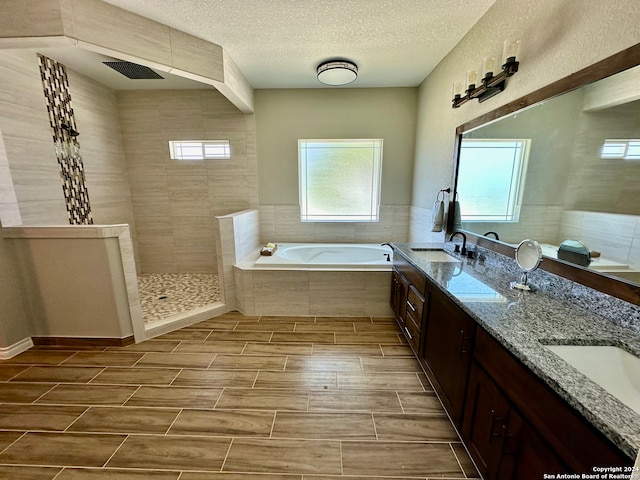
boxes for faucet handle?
[454,244,461,253]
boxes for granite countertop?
[392,242,640,460]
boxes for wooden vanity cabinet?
[390,252,428,356]
[464,361,567,480]
[390,271,408,327]
[465,328,630,477]
[421,288,476,427]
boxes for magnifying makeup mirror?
[511,239,543,291]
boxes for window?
[457,139,530,222]
[299,139,383,222]
[169,140,230,160]
[600,139,640,160]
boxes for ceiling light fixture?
[317,60,358,86]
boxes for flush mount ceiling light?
[316,60,358,86]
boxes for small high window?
[299,139,383,222]
[600,139,640,160]
[457,139,530,222]
[169,140,230,160]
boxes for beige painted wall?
[0,232,35,348]
[255,88,417,206]
[117,89,258,273]
[412,0,640,237]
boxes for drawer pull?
[404,326,413,340]
[406,301,416,312]
[458,330,471,358]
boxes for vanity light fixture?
[452,39,520,108]
[317,60,358,86]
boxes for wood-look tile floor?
[0,312,480,480]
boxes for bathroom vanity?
[390,242,637,480]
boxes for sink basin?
[545,344,640,415]
[410,248,460,263]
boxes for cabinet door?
[464,364,569,480]
[422,289,475,426]
[390,271,408,327]
[463,362,511,480]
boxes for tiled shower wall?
[0,50,137,231]
[117,89,258,274]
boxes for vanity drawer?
[406,285,425,320]
[404,309,421,353]
[395,253,427,295]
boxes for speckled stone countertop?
[392,242,640,460]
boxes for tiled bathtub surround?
[260,204,410,244]
[394,242,640,458]
[138,273,221,323]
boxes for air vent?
[103,61,164,80]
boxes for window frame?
[298,138,383,223]
[600,139,640,160]
[168,140,231,160]
[457,138,531,223]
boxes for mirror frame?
[449,42,640,306]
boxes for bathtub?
[254,243,393,270]
[233,242,394,316]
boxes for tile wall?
[559,210,640,267]
[0,50,137,230]
[260,204,410,244]
[117,89,258,274]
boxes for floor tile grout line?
[206,353,218,369]
[371,412,380,441]
[0,430,27,456]
[101,433,130,468]
[212,387,224,409]
[269,410,277,438]
[219,436,234,472]
[30,383,59,404]
[396,390,406,414]
[164,407,184,435]
[131,352,148,367]
[169,368,185,386]
[449,441,468,478]
[62,404,92,432]
[170,341,182,354]
[121,385,142,406]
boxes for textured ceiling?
[101,0,497,88]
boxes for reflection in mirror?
[454,63,640,287]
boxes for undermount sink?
[544,344,640,415]
[410,248,460,263]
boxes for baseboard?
[0,337,34,359]
[31,335,135,348]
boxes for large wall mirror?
[451,43,640,305]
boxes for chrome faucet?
[484,231,500,240]
[448,231,467,255]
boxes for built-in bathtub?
[254,243,393,269]
[234,243,394,316]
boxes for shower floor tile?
[138,273,221,323]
